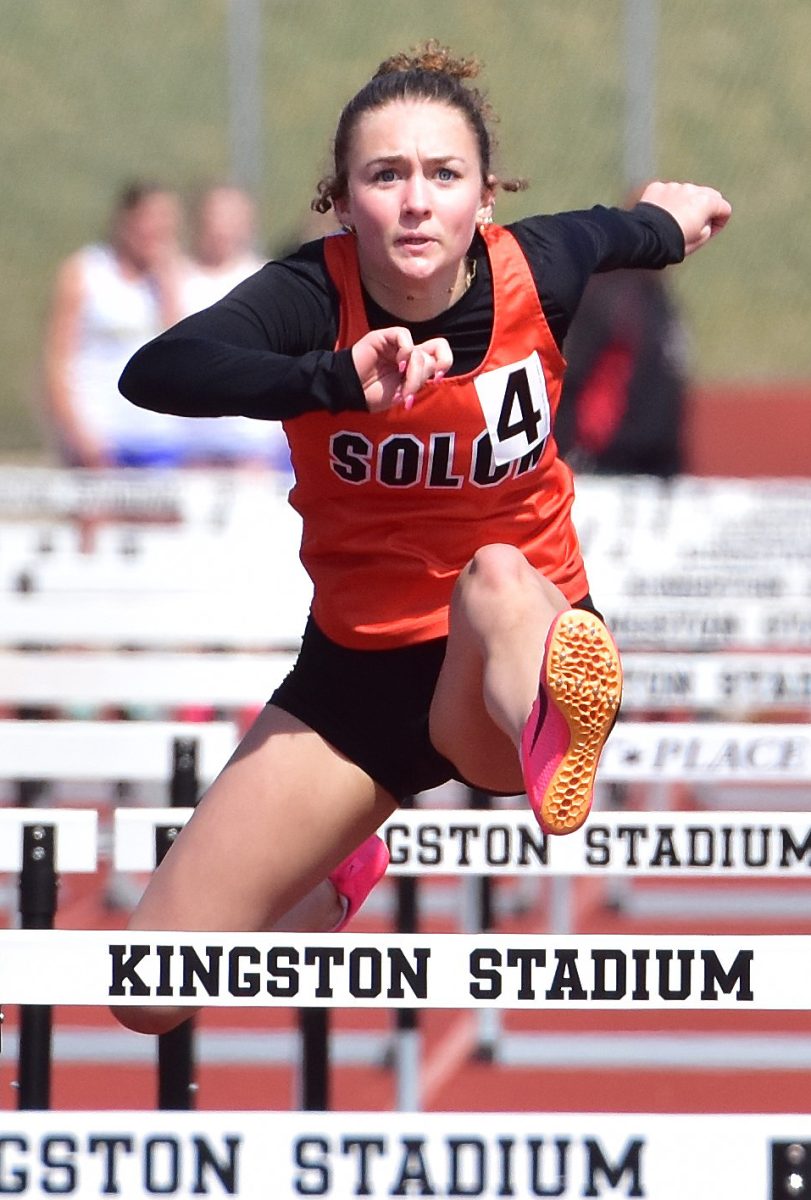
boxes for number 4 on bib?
[474,350,551,466]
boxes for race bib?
[474,350,551,466]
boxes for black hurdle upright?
[155,736,199,1110]
[17,822,58,1109]
[299,1007,330,1111]
[393,793,420,1109]
[470,788,494,934]
[298,843,335,1109]
[468,788,499,1062]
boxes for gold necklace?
[404,257,476,305]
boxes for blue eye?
[375,168,398,183]
[437,167,457,182]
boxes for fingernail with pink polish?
[403,394,414,411]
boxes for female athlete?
[115,42,730,1034]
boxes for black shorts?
[270,596,602,803]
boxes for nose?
[401,172,430,216]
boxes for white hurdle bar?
[1,593,810,651]
[599,598,811,650]
[0,650,296,708]
[620,651,811,711]
[0,720,805,786]
[0,720,238,784]
[114,806,811,878]
[0,650,809,713]
[1,593,811,652]
[0,593,304,650]
[0,928,799,1009]
[2,1109,810,1199]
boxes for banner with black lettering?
[115,810,811,877]
[382,810,811,876]
[2,930,810,1009]
[2,1110,810,1198]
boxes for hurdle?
[0,718,805,796]
[1,924,804,1009]
[7,809,811,1121]
[109,803,811,1099]
[103,708,811,1068]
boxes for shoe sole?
[522,609,622,836]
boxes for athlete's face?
[336,100,493,310]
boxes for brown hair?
[114,180,174,214]
[312,41,526,213]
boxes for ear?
[477,176,497,225]
[333,195,352,231]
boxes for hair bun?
[374,39,481,82]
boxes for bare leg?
[112,705,397,1034]
[430,543,569,792]
[273,879,343,933]
[430,542,621,833]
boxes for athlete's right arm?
[118,251,368,421]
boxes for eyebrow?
[364,154,468,168]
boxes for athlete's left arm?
[509,201,686,348]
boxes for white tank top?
[69,244,188,455]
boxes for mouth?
[395,235,435,249]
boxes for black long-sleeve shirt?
[118,202,684,421]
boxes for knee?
[110,1004,195,1037]
[461,543,530,596]
[453,544,567,626]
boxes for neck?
[361,258,474,321]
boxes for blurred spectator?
[180,183,264,311]
[556,199,690,478]
[41,181,190,467]
[178,183,291,470]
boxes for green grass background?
[1,0,809,456]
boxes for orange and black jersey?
[288,223,582,646]
[119,202,684,647]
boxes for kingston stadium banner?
[0,1110,809,1198]
[2,930,811,1010]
